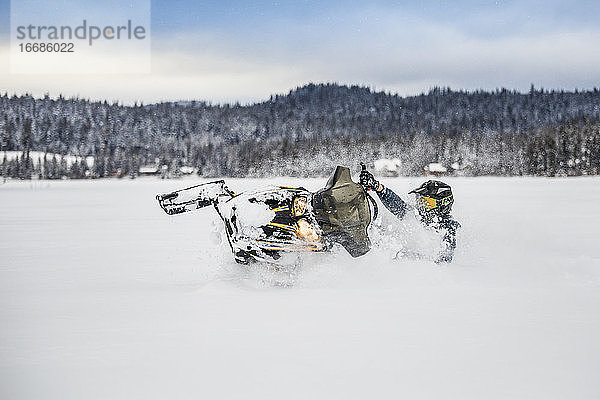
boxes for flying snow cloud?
[0,0,599,104]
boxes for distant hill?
[1,83,600,178]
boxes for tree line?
[1,83,599,179]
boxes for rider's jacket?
[377,187,460,263]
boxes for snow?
[1,151,94,167]
[138,165,159,174]
[1,176,599,399]
[218,188,277,235]
[374,158,402,175]
[425,162,448,173]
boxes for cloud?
[1,3,599,104]
[0,44,306,104]
[148,8,600,96]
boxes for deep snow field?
[1,175,599,400]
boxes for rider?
[360,168,460,263]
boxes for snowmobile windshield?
[312,166,372,257]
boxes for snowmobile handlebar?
[359,162,378,221]
[366,191,378,221]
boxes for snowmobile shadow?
[239,261,301,288]
[214,251,348,289]
[194,244,355,290]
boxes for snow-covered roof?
[139,166,159,174]
[424,163,447,173]
[374,158,401,172]
[179,166,195,174]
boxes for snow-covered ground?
[1,176,599,400]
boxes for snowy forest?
[1,83,600,179]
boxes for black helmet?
[409,180,454,216]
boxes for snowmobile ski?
[156,180,234,215]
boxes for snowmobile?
[155,166,378,266]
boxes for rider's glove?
[360,169,381,192]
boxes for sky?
[0,0,599,104]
